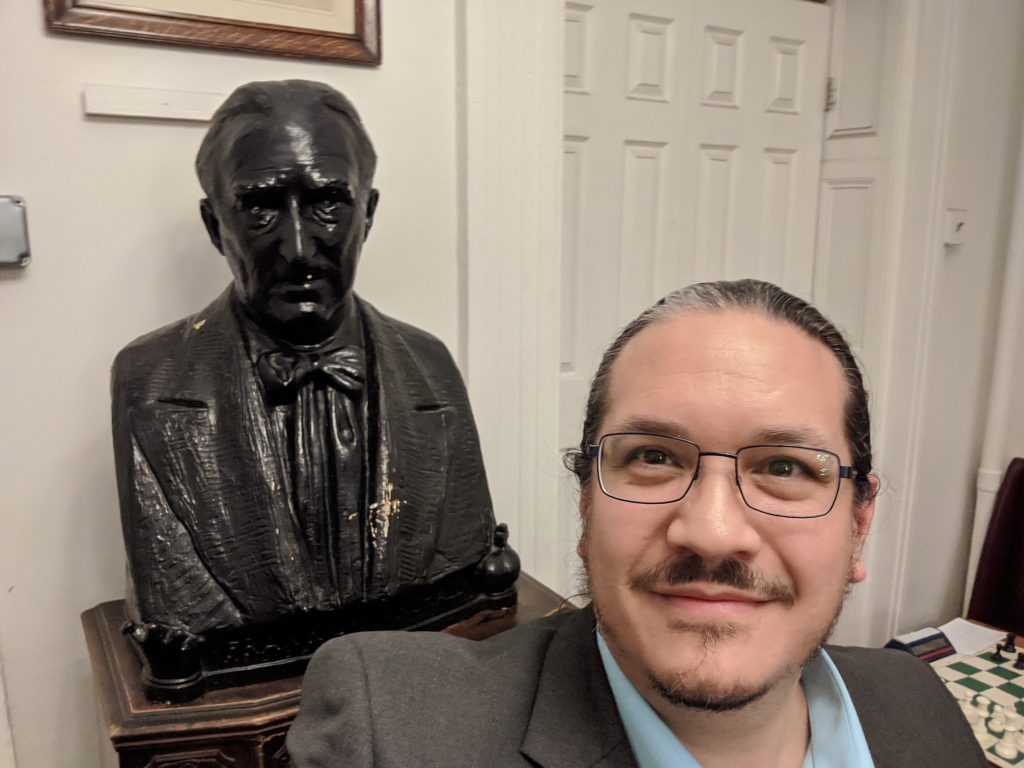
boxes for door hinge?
[825,76,837,112]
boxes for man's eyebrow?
[607,416,693,439]
[601,418,835,449]
[753,425,833,447]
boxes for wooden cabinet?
[83,574,564,767]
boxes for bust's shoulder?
[111,291,233,392]
[114,317,191,369]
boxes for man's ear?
[200,199,223,254]
[849,473,880,584]
[363,189,380,241]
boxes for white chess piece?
[1014,729,1024,752]
[969,709,989,739]
[992,703,1008,732]
[1006,710,1024,730]
[975,695,992,719]
[995,732,1019,760]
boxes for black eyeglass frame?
[586,432,856,519]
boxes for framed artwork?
[43,0,380,64]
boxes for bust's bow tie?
[257,346,366,397]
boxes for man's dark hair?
[565,279,875,505]
[195,79,377,198]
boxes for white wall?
[3,0,1024,764]
[0,2,462,766]
[804,0,1024,643]
[893,0,1024,633]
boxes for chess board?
[932,643,1024,767]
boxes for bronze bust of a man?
[111,80,517,699]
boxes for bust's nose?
[281,194,314,263]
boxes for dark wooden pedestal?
[83,574,566,768]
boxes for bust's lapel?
[358,298,449,597]
[131,290,311,617]
[521,607,638,768]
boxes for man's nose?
[664,456,763,562]
[280,195,315,263]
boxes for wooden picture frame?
[43,0,380,65]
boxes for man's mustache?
[630,555,796,605]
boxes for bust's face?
[204,111,377,346]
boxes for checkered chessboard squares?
[931,646,1024,767]
[936,655,1024,712]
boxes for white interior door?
[557,0,831,595]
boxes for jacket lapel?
[358,298,449,596]
[521,607,638,768]
[131,289,313,618]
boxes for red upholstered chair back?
[967,457,1024,637]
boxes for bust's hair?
[195,79,376,198]
[564,279,875,505]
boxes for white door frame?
[459,1,566,589]
[856,0,960,643]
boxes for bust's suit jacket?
[287,606,987,768]
[112,288,493,634]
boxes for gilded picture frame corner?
[43,0,381,65]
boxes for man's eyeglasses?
[586,432,856,519]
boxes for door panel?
[557,0,831,595]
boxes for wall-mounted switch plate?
[944,207,967,247]
[0,196,30,267]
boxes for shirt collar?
[802,649,875,768]
[595,631,874,768]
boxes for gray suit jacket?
[287,607,986,767]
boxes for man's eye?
[767,459,802,477]
[627,448,673,466]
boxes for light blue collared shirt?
[596,632,875,768]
